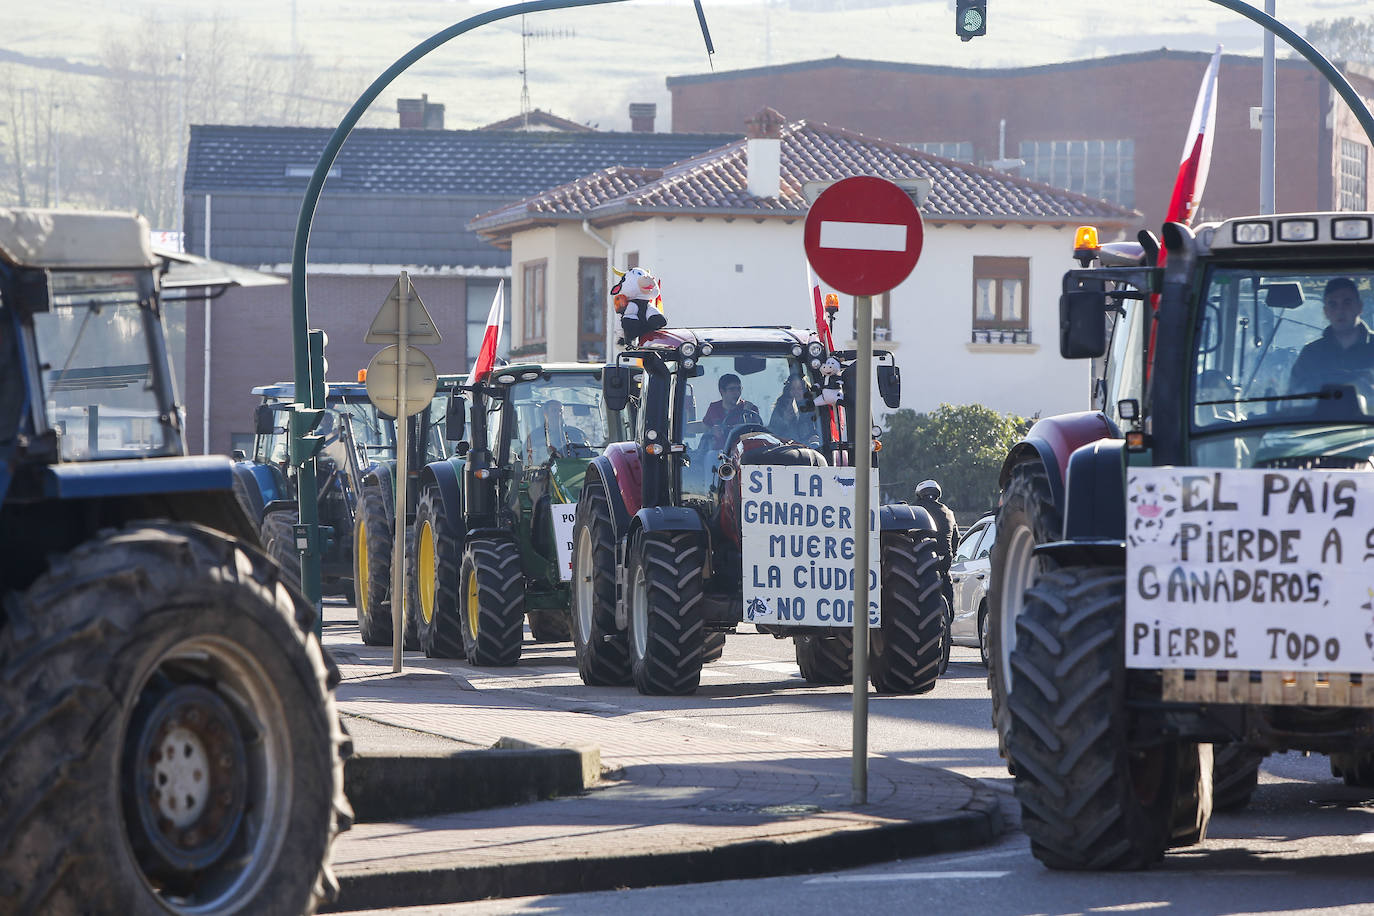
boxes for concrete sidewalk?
[321,611,1007,912]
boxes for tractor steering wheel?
[721,422,771,456]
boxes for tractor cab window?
[680,353,819,456]
[508,373,607,464]
[31,270,173,460]
[1189,267,1374,468]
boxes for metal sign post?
[803,176,924,805]
[364,271,441,673]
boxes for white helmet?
[916,479,941,499]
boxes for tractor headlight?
[680,342,697,358]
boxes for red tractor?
[569,326,949,696]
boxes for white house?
[470,109,1139,419]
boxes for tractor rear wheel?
[989,460,1062,767]
[570,481,631,685]
[0,523,350,915]
[1330,750,1374,787]
[459,538,525,667]
[528,610,572,642]
[628,531,706,696]
[1213,745,1263,810]
[703,631,727,664]
[795,633,853,684]
[354,485,394,647]
[868,532,945,694]
[410,485,465,659]
[262,507,301,595]
[1008,566,1194,870]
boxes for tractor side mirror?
[1059,289,1109,359]
[445,393,467,441]
[876,365,901,409]
[253,403,277,435]
[603,365,633,412]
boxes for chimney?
[397,93,445,130]
[745,107,785,198]
[628,102,657,133]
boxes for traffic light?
[955,0,987,41]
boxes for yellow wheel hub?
[356,523,369,607]
[465,567,480,637]
[419,521,437,625]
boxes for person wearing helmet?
[915,479,959,675]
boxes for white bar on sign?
[819,220,907,252]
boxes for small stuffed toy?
[611,267,666,344]
[813,355,844,407]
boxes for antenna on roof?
[519,18,576,128]
[692,0,716,71]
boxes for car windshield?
[677,352,822,452]
[1189,266,1374,468]
[509,372,608,462]
[31,270,172,460]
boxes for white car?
[949,514,995,665]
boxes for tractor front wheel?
[628,531,706,696]
[868,532,946,694]
[262,506,301,595]
[354,485,395,647]
[410,485,465,658]
[795,633,853,684]
[528,610,572,642]
[570,481,631,686]
[0,523,350,915]
[459,538,525,667]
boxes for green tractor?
[351,376,461,648]
[407,363,624,664]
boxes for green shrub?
[879,404,1030,515]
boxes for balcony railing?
[970,327,1032,345]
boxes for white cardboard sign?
[1126,467,1374,673]
[741,466,880,627]
[553,502,578,582]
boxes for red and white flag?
[466,280,504,386]
[1165,45,1222,226]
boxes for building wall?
[668,54,1371,231]
[510,225,614,361]
[184,273,475,455]
[600,216,1089,419]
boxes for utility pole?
[177,53,187,243]
[1260,0,1276,214]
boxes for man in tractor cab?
[1289,277,1374,394]
[525,398,588,462]
[696,373,762,450]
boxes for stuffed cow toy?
[612,267,666,344]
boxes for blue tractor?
[0,208,349,914]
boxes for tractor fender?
[602,442,644,519]
[230,461,269,520]
[879,502,937,536]
[262,498,296,517]
[418,457,464,524]
[1037,438,1127,566]
[630,506,705,542]
[997,410,1119,515]
[586,453,633,541]
[362,461,396,519]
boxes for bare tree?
[1305,16,1374,67]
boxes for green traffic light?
[956,0,987,40]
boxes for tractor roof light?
[791,344,803,357]
[1277,218,1318,242]
[496,373,517,384]
[1073,225,1101,265]
[808,340,825,358]
[680,341,697,358]
[700,343,714,356]
[1233,221,1272,245]
[357,369,367,382]
[1333,217,1373,241]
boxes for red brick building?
[667,50,1374,232]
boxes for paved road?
[331,605,1374,914]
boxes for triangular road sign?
[366,273,443,345]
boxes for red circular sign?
[803,176,924,297]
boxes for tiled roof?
[183,125,741,196]
[479,109,597,132]
[470,118,1140,234]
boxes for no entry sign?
[803,176,924,297]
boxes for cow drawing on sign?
[745,596,768,621]
[1127,476,1181,548]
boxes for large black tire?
[262,506,302,594]
[1214,745,1264,810]
[354,484,394,647]
[627,531,706,695]
[409,484,465,659]
[868,532,946,695]
[989,460,1062,766]
[528,609,572,642]
[1330,750,1374,787]
[459,538,526,667]
[703,631,727,664]
[1008,566,1197,870]
[795,632,853,684]
[570,481,631,685]
[0,523,351,915]
[938,576,954,676]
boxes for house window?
[852,293,893,341]
[1019,139,1135,207]
[972,257,1030,344]
[521,260,546,345]
[1339,138,1368,211]
[466,279,507,362]
[625,251,639,270]
[579,258,607,362]
[910,141,973,162]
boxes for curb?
[324,780,1004,912]
[344,742,602,821]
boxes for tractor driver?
[525,398,587,462]
[1289,277,1374,395]
[693,373,761,451]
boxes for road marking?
[806,871,1009,883]
[819,220,907,252]
[1358,833,1374,843]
